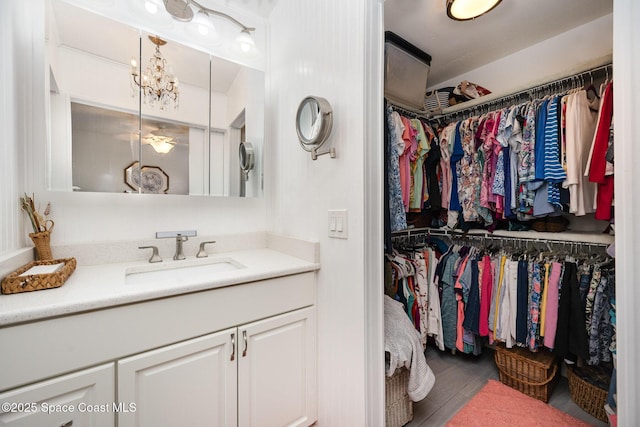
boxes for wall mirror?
[46,0,264,197]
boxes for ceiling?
[198,0,277,18]
[384,0,613,88]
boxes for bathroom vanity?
[0,233,319,427]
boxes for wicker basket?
[494,345,559,403]
[29,230,53,260]
[1,258,76,294]
[385,367,413,427]
[567,365,609,422]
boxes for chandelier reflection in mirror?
[130,35,180,110]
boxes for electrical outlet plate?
[328,210,348,239]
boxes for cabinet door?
[118,329,237,427]
[238,307,316,427]
[0,363,114,427]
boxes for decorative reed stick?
[20,193,50,233]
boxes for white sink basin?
[125,257,245,286]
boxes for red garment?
[588,83,614,220]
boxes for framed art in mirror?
[124,162,170,194]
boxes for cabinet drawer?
[0,363,114,427]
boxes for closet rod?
[386,99,430,120]
[391,227,610,248]
[431,62,612,123]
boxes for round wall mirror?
[296,96,333,156]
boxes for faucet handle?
[139,246,162,263]
[196,241,217,258]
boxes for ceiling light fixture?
[446,0,503,21]
[130,35,180,110]
[143,133,175,154]
[162,0,258,56]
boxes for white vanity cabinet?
[0,271,317,427]
[0,364,114,427]
[117,307,316,427]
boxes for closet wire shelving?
[390,227,611,254]
[387,62,613,123]
[432,62,612,122]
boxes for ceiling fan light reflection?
[143,134,175,154]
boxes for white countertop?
[0,240,320,327]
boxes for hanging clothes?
[388,232,615,365]
[555,261,590,360]
[562,90,599,216]
[587,82,614,220]
[386,107,408,232]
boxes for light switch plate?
[328,210,348,239]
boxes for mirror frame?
[296,96,333,150]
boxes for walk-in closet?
[382,1,616,426]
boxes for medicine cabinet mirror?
[46,0,264,197]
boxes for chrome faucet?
[156,230,197,261]
[174,234,188,260]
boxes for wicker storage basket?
[385,367,413,427]
[1,258,76,294]
[494,345,559,403]
[567,364,609,422]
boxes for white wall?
[433,13,613,96]
[0,0,46,254]
[612,1,640,424]
[267,0,383,424]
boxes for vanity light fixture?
[162,0,258,56]
[144,0,163,14]
[446,0,503,21]
[131,35,180,110]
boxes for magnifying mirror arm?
[311,146,336,160]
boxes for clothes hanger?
[585,71,600,99]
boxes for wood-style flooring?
[405,347,609,427]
